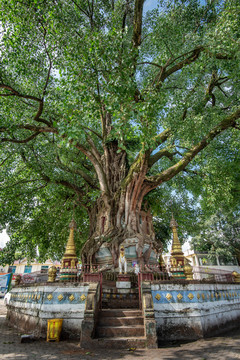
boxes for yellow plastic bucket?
[47,318,63,342]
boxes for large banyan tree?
[0,0,240,266]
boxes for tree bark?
[81,142,161,268]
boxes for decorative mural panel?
[152,289,240,304]
[10,292,43,303]
[10,291,87,305]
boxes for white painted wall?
[7,283,90,339]
[151,283,240,341]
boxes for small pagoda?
[169,214,186,279]
[59,218,78,281]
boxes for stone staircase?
[94,308,147,348]
[101,282,139,309]
[80,279,158,349]
[92,281,148,348]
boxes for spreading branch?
[153,129,172,148]
[1,132,41,144]
[148,149,175,167]
[157,46,204,86]
[0,84,42,102]
[55,179,87,196]
[56,155,99,190]
[75,142,110,195]
[146,108,240,188]
[0,116,108,193]
[2,178,48,189]
[0,83,51,126]
[0,154,14,167]
[138,46,234,88]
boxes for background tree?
[0,0,240,265]
[191,210,240,265]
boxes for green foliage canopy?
[191,210,240,264]
[0,0,240,264]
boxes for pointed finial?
[170,213,178,228]
[69,218,77,229]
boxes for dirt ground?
[1,298,240,360]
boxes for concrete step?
[98,316,144,327]
[94,308,146,348]
[99,309,142,318]
[101,292,139,309]
[91,336,148,349]
[102,291,139,297]
[101,300,139,309]
[102,292,139,299]
[101,283,139,309]
[96,325,145,338]
[102,286,139,292]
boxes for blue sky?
[144,0,158,12]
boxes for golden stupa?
[169,214,185,279]
[59,218,78,281]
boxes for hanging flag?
[0,273,12,295]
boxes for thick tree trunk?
[81,171,161,269]
[80,124,161,269]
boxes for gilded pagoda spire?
[64,218,77,258]
[169,213,186,279]
[60,217,78,281]
[170,214,184,256]
[169,214,193,280]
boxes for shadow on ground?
[1,298,240,360]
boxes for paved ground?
[1,299,240,360]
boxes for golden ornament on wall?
[166,293,172,301]
[69,294,75,302]
[47,294,53,301]
[58,294,64,302]
[188,293,194,300]
[177,293,183,300]
[155,293,161,301]
[80,294,86,301]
